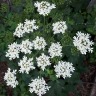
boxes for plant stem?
[44,16,46,32]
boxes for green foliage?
[0,3,9,13]
[0,84,7,95]
[24,0,34,14]
[0,0,96,96]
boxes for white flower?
[13,23,25,38]
[13,19,38,38]
[33,36,47,50]
[6,42,20,60]
[34,1,56,16]
[4,68,18,88]
[24,19,38,33]
[36,53,51,71]
[52,21,67,34]
[48,42,62,58]
[29,77,50,96]
[54,61,75,79]
[18,56,35,74]
[73,31,94,54]
[20,39,33,54]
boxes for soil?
[78,64,96,96]
[68,64,96,96]
[0,62,7,84]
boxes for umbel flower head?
[13,23,24,38]
[54,61,75,79]
[20,39,33,54]
[34,1,56,16]
[4,68,18,88]
[52,21,67,34]
[14,19,38,38]
[33,36,47,50]
[29,77,50,96]
[48,42,62,58]
[6,42,20,60]
[73,31,94,54]
[36,53,51,71]
[24,19,39,33]
[18,56,35,74]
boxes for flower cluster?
[24,19,38,33]
[29,77,50,96]
[36,53,51,70]
[6,42,20,60]
[14,19,38,38]
[34,1,56,16]
[33,36,47,50]
[13,23,24,38]
[52,21,67,34]
[18,56,35,74]
[20,39,33,54]
[73,32,94,54]
[54,61,75,79]
[4,1,94,96]
[4,68,18,88]
[48,42,62,58]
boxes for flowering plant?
[3,0,95,96]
